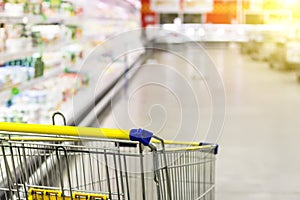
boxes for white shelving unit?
[0,11,86,64]
[0,0,142,125]
[61,49,145,125]
[0,2,144,197]
[0,12,80,24]
[0,13,44,24]
[0,40,75,64]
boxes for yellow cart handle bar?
[0,122,218,153]
[0,122,152,146]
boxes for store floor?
[96,43,300,199]
[209,45,300,200]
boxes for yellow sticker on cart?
[28,188,108,200]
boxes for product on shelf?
[49,0,61,10]
[31,24,72,44]
[0,42,84,91]
[1,1,43,15]
[0,0,84,55]
[43,0,82,19]
[0,0,80,17]
[0,2,4,12]
[0,23,6,52]
[0,0,142,126]
[0,70,89,124]
[0,53,57,90]
[4,2,24,15]
[0,60,35,89]
[34,55,44,78]
[61,43,83,67]
[31,30,42,46]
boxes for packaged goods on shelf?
[0,23,5,52]
[0,56,41,89]
[0,1,83,54]
[42,51,63,66]
[48,0,61,10]
[33,55,44,78]
[43,0,79,18]
[0,43,84,89]
[0,55,47,89]
[0,24,78,60]
[0,70,89,124]
[4,3,24,15]
[61,44,83,67]
[2,1,43,16]
[0,2,4,12]
[0,0,81,17]
[31,24,71,44]
[0,66,34,89]
[0,0,142,126]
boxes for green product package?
[50,0,61,10]
[34,57,45,78]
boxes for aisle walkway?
[211,45,300,200]
[97,43,300,199]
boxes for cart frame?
[0,122,218,200]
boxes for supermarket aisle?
[97,43,218,142]
[212,46,300,200]
[96,43,300,199]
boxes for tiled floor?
[97,43,300,199]
[210,45,300,200]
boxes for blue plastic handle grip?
[129,128,153,146]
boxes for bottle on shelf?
[30,0,43,15]
[0,23,6,52]
[50,0,61,10]
[34,55,45,78]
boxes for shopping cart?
[0,121,218,200]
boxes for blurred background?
[0,0,300,199]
